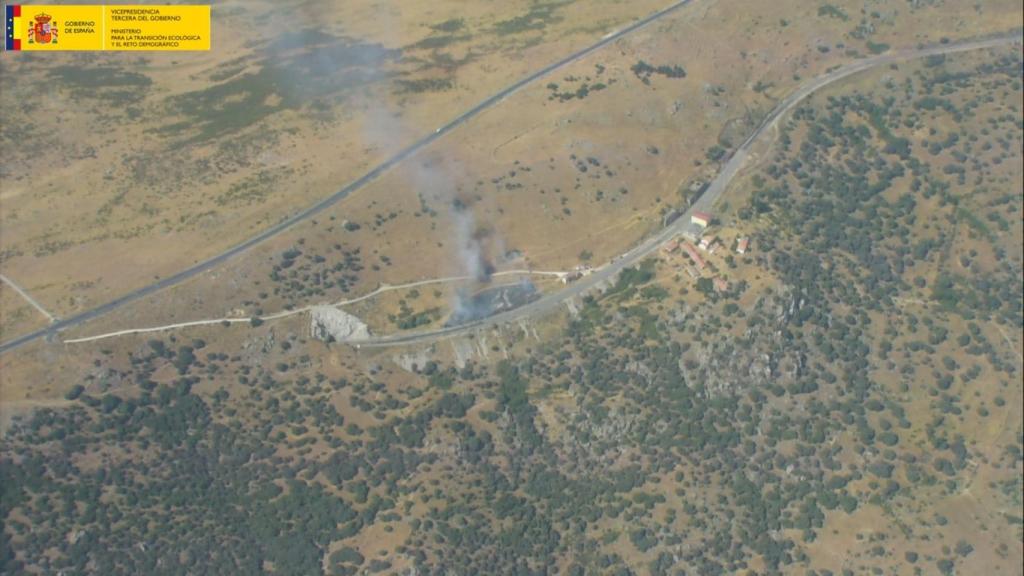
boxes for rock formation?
[310,306,370,342]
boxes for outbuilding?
[682,243,706,270]
[691,211,713,228]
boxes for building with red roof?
[691,211,713,228]
[682,243,705,270]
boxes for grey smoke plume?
[453,201,493,283]
[446,278,538,327]
[258,6,500,320]
[358,106,496,321]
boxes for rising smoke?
[274,7,504,324]
[358,107,499,323]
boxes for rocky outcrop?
[392,348,435,373]
[310,306,370,342]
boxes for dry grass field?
[2,0,1021,346]
[0,282,49,343]
[0,0,668,329]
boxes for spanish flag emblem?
[4,4,210,51]
[5,5,22,51]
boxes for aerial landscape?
[0,0,1022,574]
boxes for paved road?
[356,33,1022,349]
[0,0,698,355]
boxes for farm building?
[682,243,706,270]
[691,211,713,228]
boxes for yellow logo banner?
[5,5,210,51]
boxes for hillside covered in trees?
[2,35,1022,576]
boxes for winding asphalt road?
[355,33,1021,349]
[0,0,699,355]
[1,24,1018,355]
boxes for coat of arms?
[28,13,57,45]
